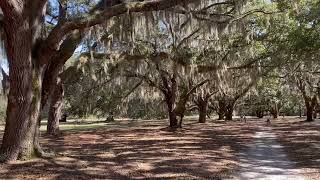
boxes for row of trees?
[49,0,320,128]
[62,0,320,124]
[0,0,319,162]
[0,0,252,162]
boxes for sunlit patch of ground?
[272,117,320,179]
[0,117,257,179]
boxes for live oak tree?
[63,53,144,118]
[288,63,320,122]
[1,0,223,162]
[262,0,320,121]
[243,73,294,119]
[0,0,277,161]
[192,83,218,123]
[47,76,64,135]
[83,0,250,127]
[117,2,246,127]
[200,32,266,120]
[123,42,209,128]
[52,0,320,125]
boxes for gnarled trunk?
[225,101,235,120]
[47,78,64,135]
[0,1,47,162]
[165,92,178,128]
[217,100,226,120]
[256,109,264,118]
[0,64,44,161]
[168,111,178,127]
[270,103,279,119]
[218,113,224,120]
[306,104,314,122]
[225,108,233,120]
[198,98,208,123]
[304,96,317,122]
[175,92,190,128]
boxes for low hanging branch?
[42,0,198,59]
[114,80,144,99]
[186,79,209,96]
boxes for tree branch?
[44,0,196,55]
[186,79,209,96]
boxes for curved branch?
[44,0,196,55]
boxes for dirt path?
[232,126,306,180]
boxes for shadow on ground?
[0,119,257,179]
[272,118,320,178]
[233,128,307,180]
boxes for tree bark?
[168,111,178,127]
[218,113,224,120]
[0,0,197,162]
[225,108,233,120]
[41,31,83,109]
[270,103,279,119]
[256,109,264,118]
[199,104,208,123]
[0,1,47,162]
[198,99,208,123]
[306,107,313,122]
[225,101,234,120]
[1,66,44,161]
[304,96,317,122]
[47,78,64,135]
[0,22,33,159]
[306,104,314,122]
[217,100,226,120]
[296,78,317,122]
[175,94,188,128]
[165,91,178,128]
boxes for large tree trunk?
[47,78,64,135]
[41,30,83,109]
[0,1,47,162]
[299,105,302,117]
[225,102,235,120]
[175,93,189,128]
[168,111,178,127]
[304,96,316,122]
[270,103,279,119]
[0,58,44,161]
[1,66,44,162]
[165,92,178,128]
[217,100,226,120]
[218,113,224,120]
[256,109,264,118]
[297,78,317,122]
[225,109,233,120]
[306,104,314,122]
[198,98,208,123]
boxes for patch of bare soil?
[0,119,257,179]
[272,118,320,179]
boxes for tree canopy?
[0,0,319,163]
